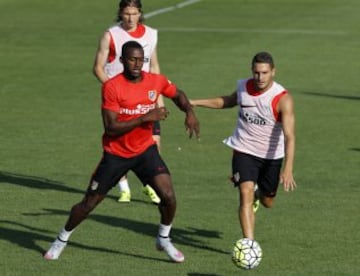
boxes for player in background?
[190,52,296,241]
[44,41,200,262]
[93,0,162,204]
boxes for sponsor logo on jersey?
[241,111,266,125]
[240,104,256,108]
[120,103,156,115]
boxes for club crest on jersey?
[148,90,157,102]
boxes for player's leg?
[253,183,260,212]
[44,192,106,260]
[152,173,176,225]
[232,151,260,240]
[152,173,184,263]
[118,174,131,202]
[142,122,162,204]
[238,181,256,240]
[133,145,184,262]
[257,158,283,208]
[44,152,126,260]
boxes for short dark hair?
[121,41,143,58]
[252,52,275,68]
[116,0,144,23]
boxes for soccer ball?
[232,238,262,269]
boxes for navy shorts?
[88,144,169,195]
[231,151,283,197]
[152,121,161,136]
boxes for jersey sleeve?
[102,81,120,112]
[158,74,177,98]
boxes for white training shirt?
[104,24,157,78]
[223,78,287,160]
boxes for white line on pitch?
[158,27,347,36]
[144,0,202,19]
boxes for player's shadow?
[301,91,360,101]
[0,170,147,203]
[0,220,169,262]
[187,272,220,276]
[25,208,228,255]
[0,170,83,194]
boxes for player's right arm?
[278,93,296,192]
[102,108,170,137]
[190,91,238,109]
[93,31,111,84]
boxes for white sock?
[118,178,130,192]
[158,224,172,238]
[58,227,74,242]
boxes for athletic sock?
[158,224,172,238]
[119,178,130,192]
[58,227,74,242]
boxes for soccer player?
[93,0,162,204]
[44,41,200,262]
[190,52,296,240]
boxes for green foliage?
[0,0,359,275]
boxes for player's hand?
[279,170,296,192]
[143,107,169,122]
[185,110,200,140]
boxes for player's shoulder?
[108,23,121,30]
[272,81,288,93]
[103,74,124,88]
[143,72,173,88]
[142,24,157,32]
[236,78,251,93]
[237,78,250,86]
[143,71,167,80]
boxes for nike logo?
[240,105,256,108]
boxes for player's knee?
[80,195,102,213]
[261,197,274,208]
[159,189,176,207]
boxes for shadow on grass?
[188,273,220,276]
[350,147,360,152]
[24,208,228,255]
[0,170,127,202]
[0,171,83,193]
[300,91,360,101]
[0,220,169,262]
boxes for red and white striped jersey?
[223,78,288,159]
[105,23,157,78]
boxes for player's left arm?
[279,93,297,192]
[149,46,160,74]
[171,88,200,140]
[150,47,164,108]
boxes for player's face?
[122,47,144,80]
[120,6,141,31]
[252,63,275,92]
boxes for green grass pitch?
[0,0,359,275]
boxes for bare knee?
[76,194,104,214]
[261,196,275,208]
[159,188,176,207]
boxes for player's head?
[252,52,275,69]
[116,0,144,25]
[251,52,276,92]
[120,41,144,80]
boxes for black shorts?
[88,144,169,195]
[231,151,283,197]
[152,121,161,136]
